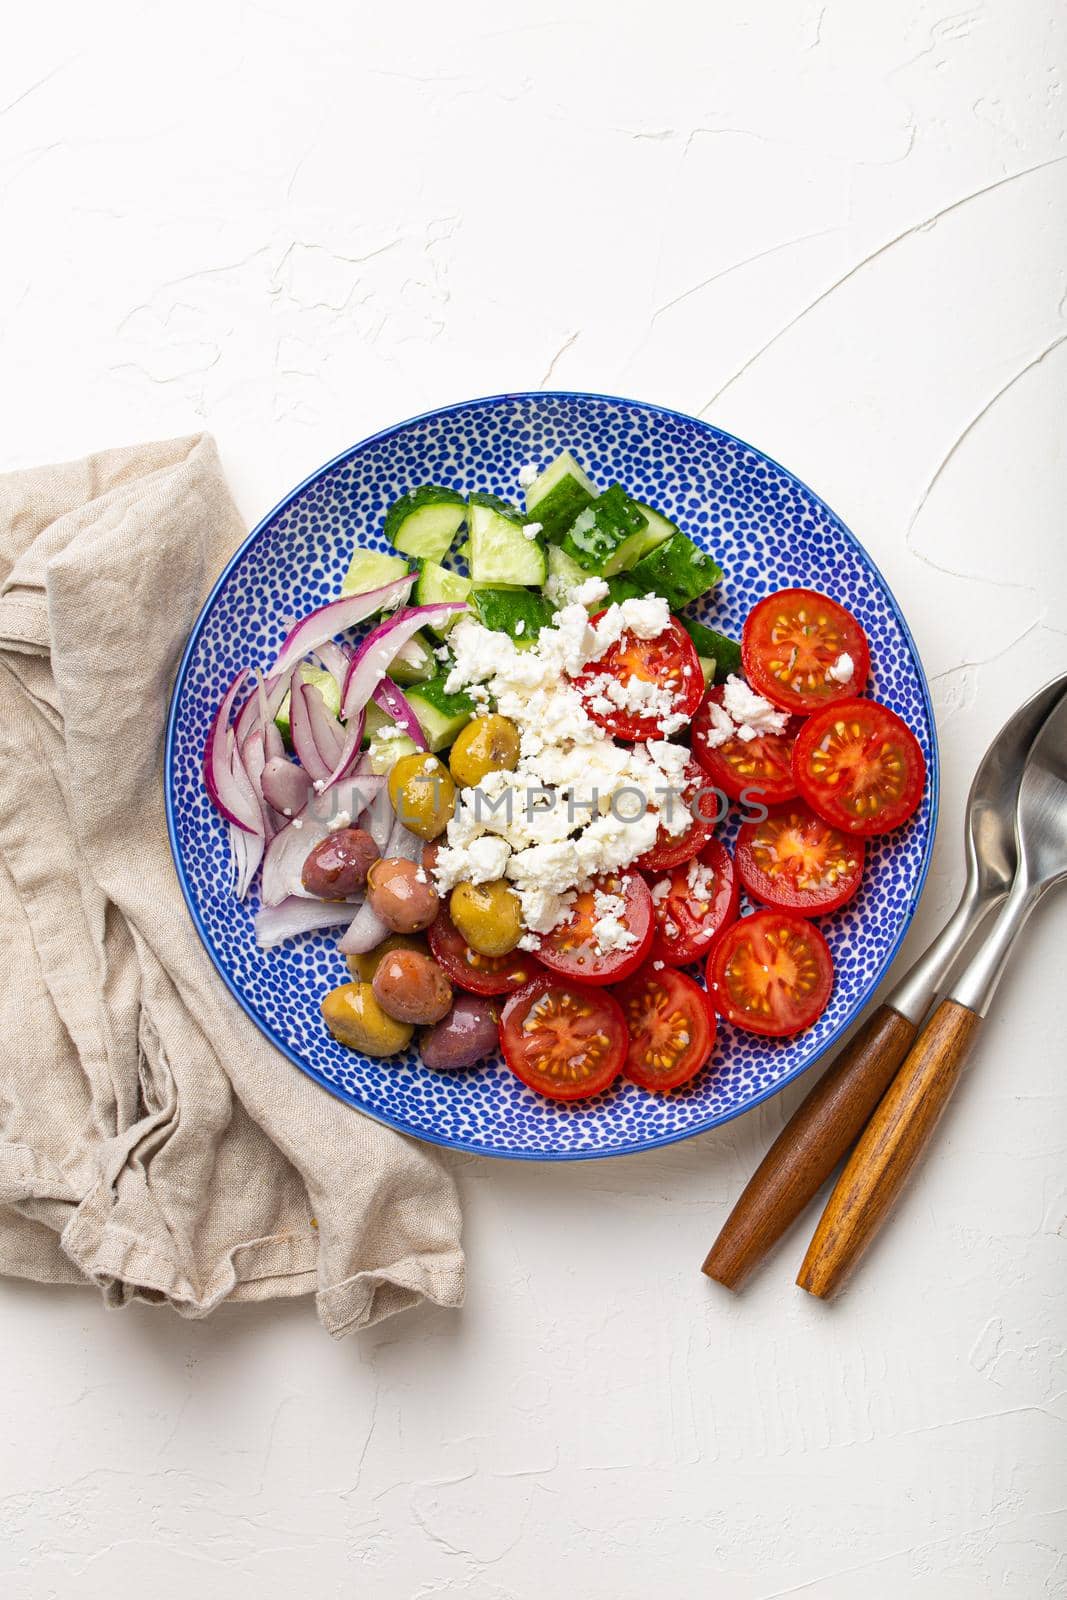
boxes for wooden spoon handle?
[796,999,983,1299]
[702,1004,917,1291]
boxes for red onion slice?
[361,782,395,855]
[289,675,333,785]
[240,730,278,841]
[234,668,291,749]
[261,773,385,905]
[372,679,428,749]
[312,639,350,693]
[325,602,466,789]
[254,895,358,949]
[204,671,262,834]
[260,755,314,818]
[304,680,346,766]
[230,820,264,900]
[270,575,414,678]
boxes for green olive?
[346,932,427,983]
[321,981,413,1056]
[387,752,456,840]
[449,715,520,787]
[449,878,523,957]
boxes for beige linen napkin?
[0,433,464,1335]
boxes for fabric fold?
[0,434,464,1333]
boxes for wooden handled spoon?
[703,674,1066,1292]
[798,684,1067,1298]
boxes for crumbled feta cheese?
[650,877,672,905]
[291,818,303,831]
[514,619,525,636]
[414,866,427,884]
[591,889,638,955]
[522,521,543,541]
[572,577,609,609]
[827,652,855,685]
[686,857,715,904]
[518,462,539,488]
[721,675,790,740]
[432,600,696,937]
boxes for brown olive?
[366,856,440,933]
[421,840,442,877]
[346,932,427,982]
[301,827,379,899]
[321,982,413,1056]
[372,949,453,1024]
[420,995,500,1071]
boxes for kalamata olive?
[301,827,379,899]
[346,932,427,982]
[387,752,456,840]
[421,841,441,877]
[449,878,523,956]
[372,949,453,1024]
[321,982,413,1056]
[261,755,313,817]
[366,856,440,933]
[420,995,500,1071]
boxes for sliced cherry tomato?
[534,871,653,986]
[633,760,720,872]
[428,908,539,996]
[691,685,801,805]
[571,613,704,741]
[706,910,834,1037]
[500,976,627,1100]
[793,698,926,836]
[613,964,717,1092]
[647,838,739,966]
[735,801,865,917]
[742,588,870,714]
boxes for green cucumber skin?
[624,501,678,567]
[560,485,648,575]
[629,532,722,611]
[676,616,741,681]
[414,560,472,638]
[468,491,524,524]
[604,572,645,606]
[406,674,477,751]
[385,485,467,562]
[525,451,598,540]
[471,586,553,644]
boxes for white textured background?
[2,3,1067,1595]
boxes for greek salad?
[203,451,926,1099]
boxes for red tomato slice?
[633,760,720,872]
[742,588,870,714]
[612,964,717,1093]
[735,801,865,917]
[534,871,653,986]
[572,613,704,742]
[793,698,926,836]
[500,976,627,1100]
[691,685,801,805]
[428,908,540,996]
[647,838,739,966]
[706,910,834,1037]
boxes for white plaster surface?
[2,3,1067,1595]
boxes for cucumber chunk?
[560,484,649,576]
[629,531,722,611]
[361,698,392,746]
[275,665,340,750]
[385,486,466,563]
[366,727,420,774]
[546,544,595,605]
[676,616,742,683]
[471,585,553,646]
[624,501,678,567]
[414,560,472,638]
[524,450,597,540]
[405,675,477,752]
[468,493,546,586]
[386,629,436,685]
[603,572,645,606]
[340,548,410,596]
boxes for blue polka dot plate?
[165,392,938,1160]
